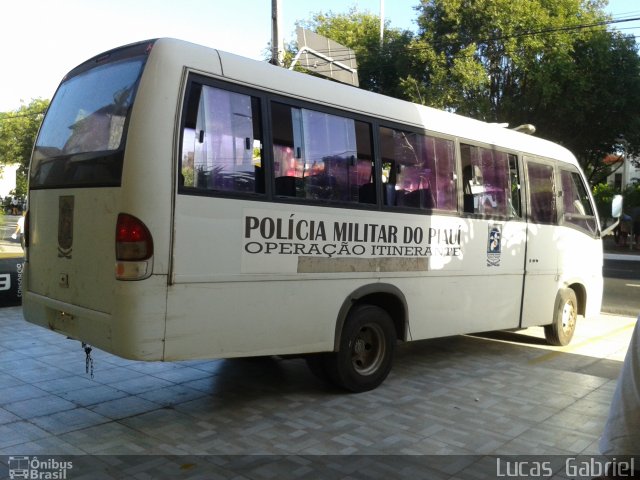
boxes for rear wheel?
[544,288,578,346]
[324,304,396,393]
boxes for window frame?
[524,156,559,227]
[178,74,383,210]
[557,165,599,237]
[269,100,376,206]
[178,74,593,236]
[178,75,269,200]
[458,140,523,221]
[376,120,460,215]
[178,75,468,216]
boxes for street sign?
[291,27,359,87]
[0,253,24,307]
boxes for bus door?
[520,157,559,327]
[456,145,528,333]
[555,165,603,318]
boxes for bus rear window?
[30,54,147,189]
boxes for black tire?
[324,304,396,393]
[544,288,578,346]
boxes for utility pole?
[271,0,284,66]
[379,0,385,47]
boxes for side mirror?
[601,194,624,236]
[611,194,623,219]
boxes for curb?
[604,253,640,261]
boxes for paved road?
[0,215,23,254]
[603,254,640,317]
[0,305,637,478]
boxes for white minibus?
[23,38,615,392]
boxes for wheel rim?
[351,323,386,376]
[561,299,577,335]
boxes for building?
[0,163,19,198]
[607,155,640,190]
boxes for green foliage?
[525,31,640,185]
[414,0,609,118]
[0,99,49,198]
[592,182,617,222]
[412,1,640,183]
[623,182,640,211]
[593,182,640,224]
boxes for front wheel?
[544,288,578,346]
[324,304,396,393]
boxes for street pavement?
[0,215,23,257]
[602,235,640,317]
[0,299,638,478]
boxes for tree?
[414,0,608,116]
[521,30,640,184]
[592,182,618,224]
[0,99,49,198]
[411,0,640,184]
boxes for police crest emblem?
[487,224,502,267]
[58,196,74,258]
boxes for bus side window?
[270,102,375,204]
[380,126,456,211]
[461,144,518,217]
[180,83,265,195]
[526,161,557,224]
[560,167,597,234]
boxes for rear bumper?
[23,290,112,348]
[22,284,166,361]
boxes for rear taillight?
[115,213,153,280]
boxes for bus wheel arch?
[544,287,579,346]
[334,283,408,351]
[568,282,586,317]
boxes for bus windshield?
[30,54,147,188]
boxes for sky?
[0,0,638,112]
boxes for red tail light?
[116,213,153,260]
[115,213,153,280]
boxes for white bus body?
[24,38,604,391]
